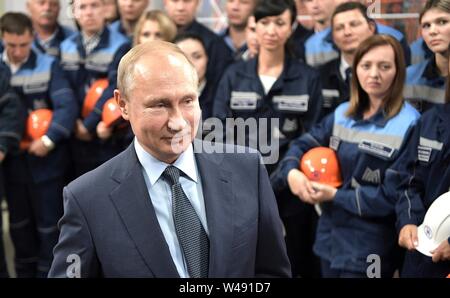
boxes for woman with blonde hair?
[272,35,420,277]
[133,10,177,46]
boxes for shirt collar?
[82,29,103,54]
[134,138,198,186]
[2,50,29,74]
[35,27,59,50]
[339,55,351,80]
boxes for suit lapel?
[195,150,234,278]
[109,146,179,277]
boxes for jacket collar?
[353,107,389,127]
[75,28,109,57]
[424,57,446,83]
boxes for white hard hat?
[416,191,450,257]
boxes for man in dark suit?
[48,40,291,278]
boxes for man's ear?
[114,89,129,121]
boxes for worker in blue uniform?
[213,0,323,278]
[304,2,411,68]
[27,0,75,58]
[272,35,420,277]
[109,0,149,40]
[403,0,450,113]
[317,2,376,119]
[60,0,131,177]
[393,44,450,278]
[0,12,78,277]
[163,0,233,87]
[0,63,26,278]
[219,0,257,62]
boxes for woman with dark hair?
[394,45,450,278]
[404,0,450,113]
[272,35,420,277]
[212,0,323,277]
[174,33,214,120]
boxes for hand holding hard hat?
[20,109,53,150]
[82,78,109,118]
[101,98,123,128]
[288,147,342,209]
[300,147,342,206]
[300,147,343,188]
[415,191,450,258]
[97,98,127,140]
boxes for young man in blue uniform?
[0,12,78,277]
[61,0,131,177]
[304,1,411,67]
[164,0,233,87]
[317,1,376,119]
[219,0,257,62]
[109,0,149,40]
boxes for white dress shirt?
[134,138,208,278]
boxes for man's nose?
[168,111,188,132]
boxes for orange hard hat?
[26,109,53,140]
[82,78,109,118]
[102,97,123,128]
[300,147,343,188]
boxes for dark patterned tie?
[345,67,352,87]
[162,166,209,278]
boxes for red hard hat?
[26,109,53,140]
[82,78,109,118]
[102,97,123,128]
[300,147,343,188]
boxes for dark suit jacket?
[49,141,291,277]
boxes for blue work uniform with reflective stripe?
[60,28,130,131]
[32,24,75,58]
[3,49,78,182]
[389,103,450,277]
[305,23,411,67]
[410,37,432,65]
[212,56,323,175]
[1,48,78,277]
[60,27,131,176]
[272,101,419,274]
[213,56,324,278]
[404,58,446,113]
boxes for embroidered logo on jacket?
[361,167,381,184]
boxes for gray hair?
[117,40,198,99]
